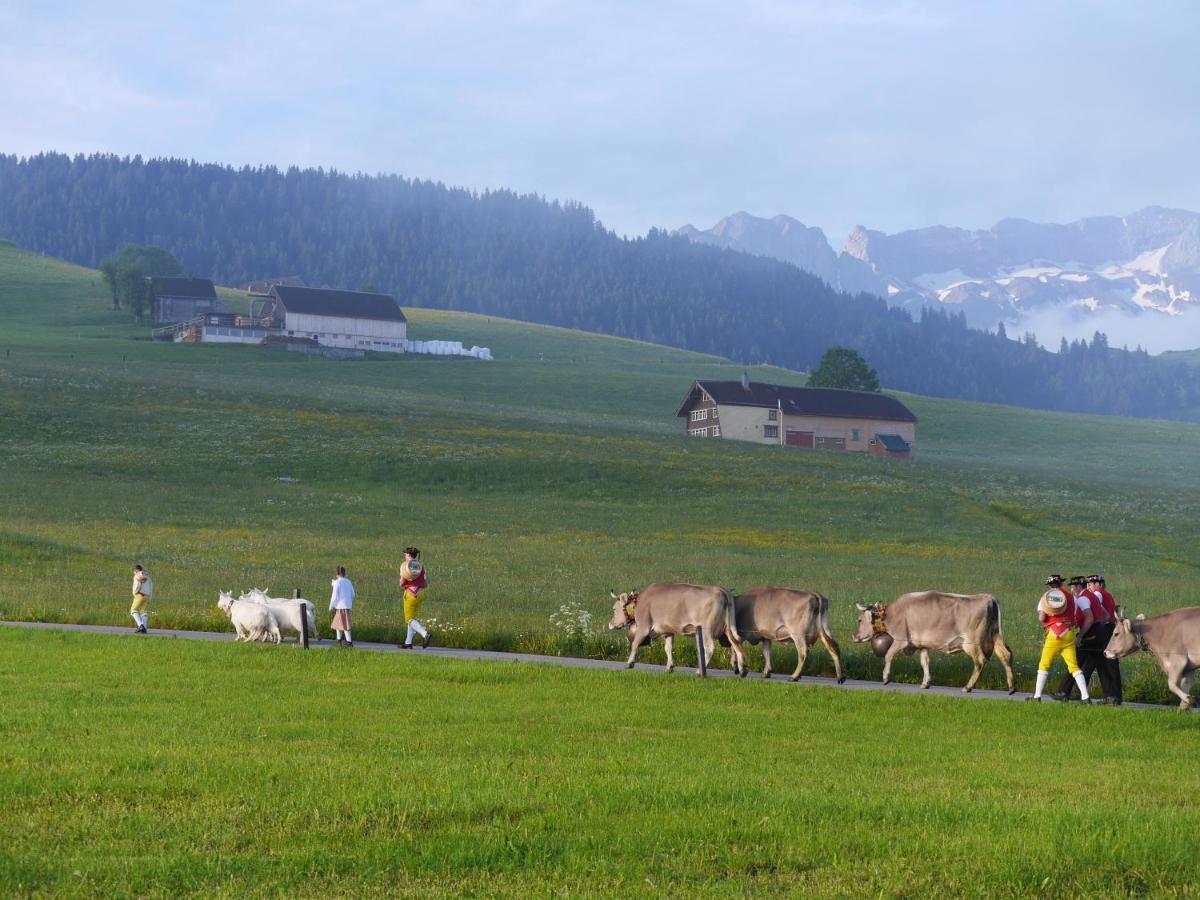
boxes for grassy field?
[4,628,1199,898]
[1,240,1199,700]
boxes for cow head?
[1104,612,1146,659]
[852,603,887,642]
[608,590,638,630]
[217,591,234,612]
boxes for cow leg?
[761,640,772,678]
[992,635,1016,694]
[919,650,931,689]
[664,635,675,674]
[1167,663,1194,709]
[881,641,903,685]
[1180,672,1195,709]
[790,637,809,682]
[962,643,986,692]
[699,629,713,676]
[819,630,846,684]
[626,624,650,669]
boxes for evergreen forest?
[2,151,1199,421]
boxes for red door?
[785,430,814,448]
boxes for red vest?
[403,565,427,595]
[1045,594,1076,638]
[1097,588,1116,623]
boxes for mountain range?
[677,208,1200,353]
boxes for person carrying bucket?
[399,547,430,649]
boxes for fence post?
[295,588,309,649]
[695,625,707,678]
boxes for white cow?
[217,591,280,643]
[240,588,319,641]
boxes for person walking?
[129,564,153,633]
[1089,574,1122,705]
[1028,575,1091,703]
[1054,576,1099,701]
[399,547,430,649]
[329,565,356,647]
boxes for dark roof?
[149,276,216,300]
[246,275,304,295]
[677,380,917,422]
[272,286,406,322]
[876,433,913,452]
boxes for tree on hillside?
[808,347,881,392]
[99,257,120,310]
[115,243,182,277]
[116,262,150,322]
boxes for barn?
[269,285,407,353]
[149,277,231,324]
[676,377,918,456]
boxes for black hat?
[1095,574,1105,584]
[1068,576,1086,587]
[1085,574,1100,584]
[1045,574,1065,585]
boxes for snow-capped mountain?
[676,208,1200,353]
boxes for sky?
[2,0,1199,244]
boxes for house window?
[763,425,779,439]
[689,427,705,437]
[690,409,707,422]
[712,425,721,437]
[768,409,778,421]
[852,428,861,442]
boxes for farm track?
[4,620,1178,711]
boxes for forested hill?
[3,151,1200,421]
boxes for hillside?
[1,242,1199,698]
[5,153,1200,421]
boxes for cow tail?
[722,589,742,643]
[818,594,836,644]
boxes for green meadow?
[3,628,1199,897]
[1,240,1199,699]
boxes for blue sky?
[3,0,1198,243]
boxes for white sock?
[1073,671,1090,701]
[405,624,416,644]
[1034,670,1048,699]
[131,611,141,627]
[140,613,149,628]
[335,630,344,641]
[411,619,428,638]
[343,630,352,643]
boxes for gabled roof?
[876,433,913,452]
[677,380,917,422]
[271,286,407,323]
[149,276,217,300]
[246,275,304,295]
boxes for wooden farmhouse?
[676,377,918,457]
[270,285,407,352]
[149,276,230,324]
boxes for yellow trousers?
[1038,629,1080,674]
[403,589,426,622]
[130,594,150,614]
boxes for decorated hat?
[1044,574,1065,586]
[1095,575,1106,584]
[1085,574,1100,584]
[1038,589,1069,616]
[1068,576,1086,587]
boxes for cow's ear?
[855,603,868,612]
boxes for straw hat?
[1038,589,1069,617]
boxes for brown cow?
[1104,607,1200,709]
[727,587,845,682]
[852,591,1015,693]
[608,582,747,676]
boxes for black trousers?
[1058,623,1122,700]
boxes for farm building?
[676,377,917,456]
[149,277,231,324]
[270,285,407,352]
[245,275,304,296]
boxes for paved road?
[2,620,1168,709]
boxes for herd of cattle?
[217,590,317,643]
[607,583,1200,708]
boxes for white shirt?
[329,576,355,610]
[132,571,153,598]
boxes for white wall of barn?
[283,312,407,351]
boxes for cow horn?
[1116,605,1125,620]
[1135,613,1145,620]
[610,590,619,600]
[855,603,868,612]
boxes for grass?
[0,239,1199,702]
[3,628,1199,897]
